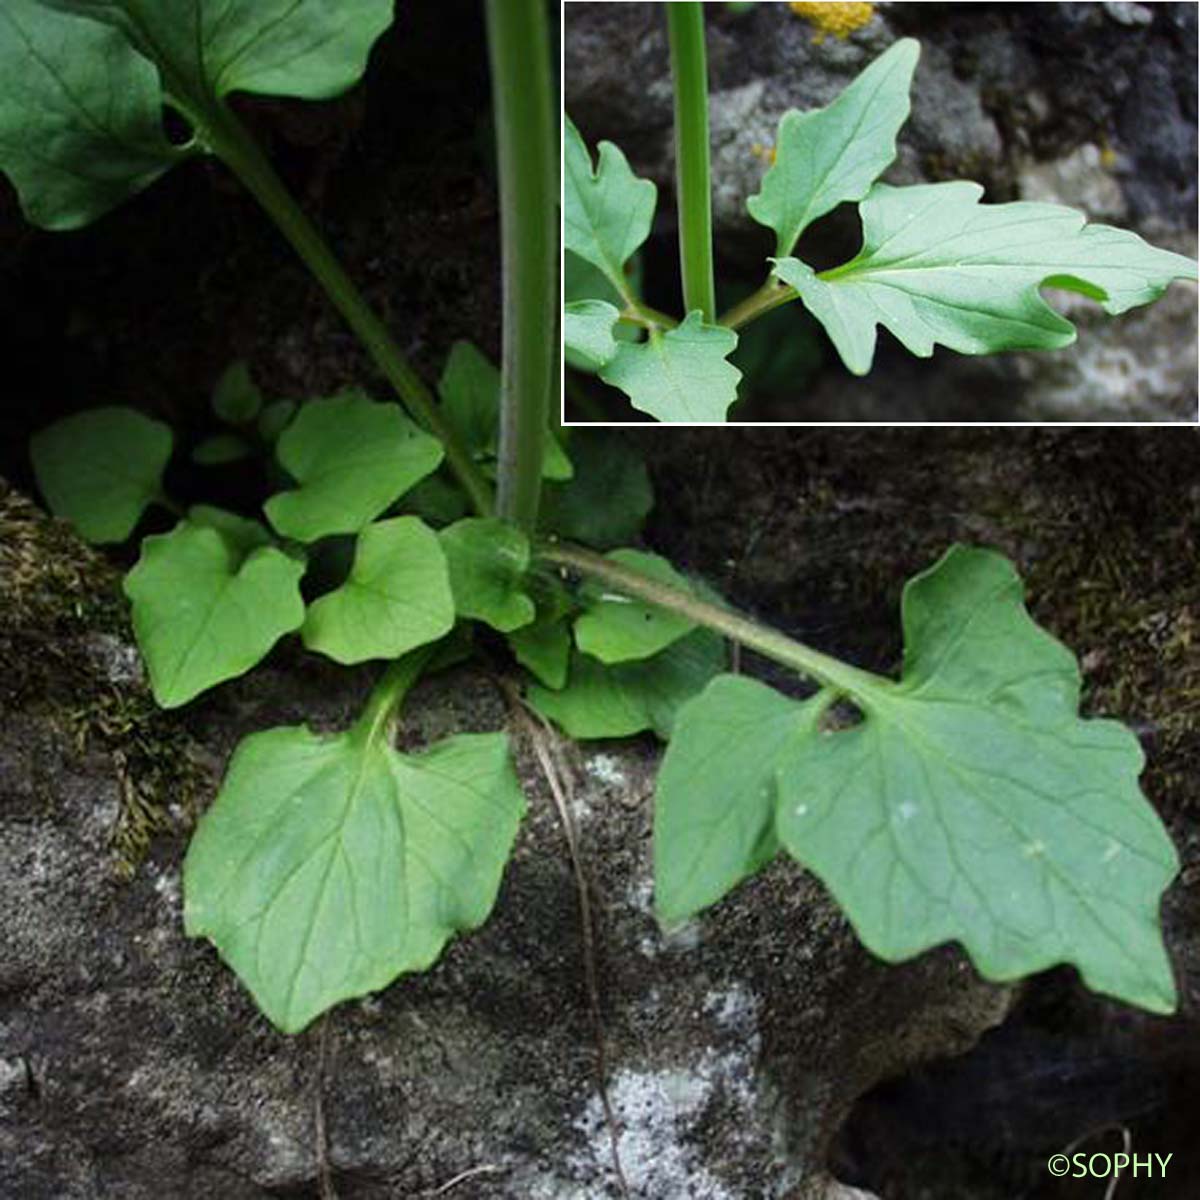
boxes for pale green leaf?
[539,432,654,549]
[599,312,742,423]
[564,300,621,373]
[747,39,919,256]
[564,115,657,296]
[439,341,571,481]
[212,360,263,424]
[124,520,306,707]
[42,0,394,105]
[302,518,454,665]
[529,629,726,740]
[31,406,173,544]
[186,505,273,554]
[773,181,1199,375]
[574,550,696,664]
[0,0,184,229]
[183,720,525,1033]
[439,518,536,633]
[655,675,827,926]
[265,391,443,542]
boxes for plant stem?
[353,645,436,745]
[666,2,716,323]
[486,0,557,532]
[719,278,798,330]
[619,301,680,331]
[537,540,890,697]
[194,104,494,518]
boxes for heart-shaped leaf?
[265,391,443,542]
[124,519,306,707]
[439,518,536,633]
[184,717,526,1033]
[302,518,455,665]
[31,406,173,544]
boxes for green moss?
[1,480,204,876]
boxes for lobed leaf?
[574,550,696,664]
[124,520,306,707]
[599,312,742,423]
[747,39,919,256]
[773,181,1199,375]
[564,300,621,373]
[438,518,536,633]
[184,721,526,1033]
[31,406,173,544]
[265,391,443,542]
[655,546,1179,1013]
[302,518,455,665]
[564,115,657,297]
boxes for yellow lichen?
[751,141,777,165]
[789,2,875,43]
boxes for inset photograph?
[563,1,1198,423]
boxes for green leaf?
[399,473,471,527]
[529,629,726,740]
[600,312,742,423]
[564,114,657,296]
[773,181,1199,376]
[258,399,297,445]
[192,434,252,466]
[183,719,526,1033]
[265,391,443,542]
[211,360,263,424]
[655,675,828,926]
[747,39,919,256]
[186,505,273,554]
[657,546,1178,1013]
[0,0,184,229]
[539,431,654,549]
[508,618,572,690]
[574,550,696,664]
[124,520,306,707]
[31,406,173,544]
[44,0,394,106]
[439,518,536,633]
[302,518,455,665]
[439,340,571,481]
[564,300,621,373]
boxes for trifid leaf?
[656,546,1179,1013]
[439,518,536,633]
[564,114,657,296]
[183,720,525,1033]
[124,520,306,707]
[302,518,454,665]
[600,312,742,423]
[41,0,394,106]
[747,39,919,256]
[655,675,827,927]
[31,406,173,544]
[265,391,443,542]
[575,550,696,664]
[773,181,1199,375]
[529,628,725,740]
[0,0,184,229]
[564,300,621,373]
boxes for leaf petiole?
[718,278,798,330]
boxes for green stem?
[719,277,798,330]
[666,2,716,323]
[537,540,890,697]
[192,103,494,518]
[486,0,557,532]
[353,645,436,746]
[620,300,680,331]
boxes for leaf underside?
[183,723,525,1033]
[774,181,1199,375]
[656,546,1178,1014]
